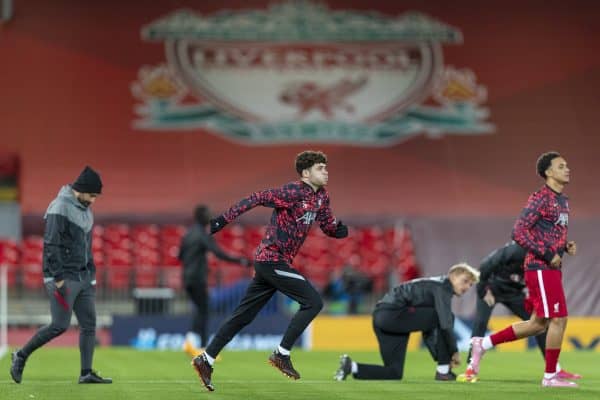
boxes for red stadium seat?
[134,264,159,288]
[394,225,422,282]
[133,246,160,266]
[383,227,397,255]
[103,223,132,248]
[330,230,358,269]
[133,245,161,288]
[132,224,160,250]
[160,224,185,245]
[21,236,44,290]
[22,264,43,290]
[105,247,133,267]
[243,225,265,258]
[160,224,185,266]
[358,226,386,253]
[92,226,106,287]
[217,224,245,254]
[0,238,20,288]
[161,243,181,267]
[21,236,43,263]
[160,266,182,290]
[105,265,133,290]
[92,225,105,244]
[105,246,133,288]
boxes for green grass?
[0,348,598,399]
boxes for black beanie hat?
[72,166,103,194]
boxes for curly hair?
[295,150,328,175]
[536,151,561,179]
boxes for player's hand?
[451,352,461,368]
[334,221,348,238]
[210,216,227,234]
[57,283,68,299]
[566,241,577,256]
[483,289,495,307]
[550,254,562,268]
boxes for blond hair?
[448,262,480,283]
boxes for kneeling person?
[335,263,479,382]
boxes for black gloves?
[334,221,348,238]
[210,216,227,234]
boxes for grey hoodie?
[42,185,95,282]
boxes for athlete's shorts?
[525,269,567,318]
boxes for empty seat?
[0,238,20,288]
[160,266,182,290]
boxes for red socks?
[490,326,517,346]
[545,348,560,374]
[489,326,560,374]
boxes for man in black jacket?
[179,204,250,353]
[458,241,581,382]
[10,166,111,384]
[334,263,479,382]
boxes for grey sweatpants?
[20,275,97,372]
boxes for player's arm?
[433,286,458,355]
[511,195,555,264]
[477,249,498,297]
[43,212,69,283]
[211,184,301,234]
[202,233,250,266]
[315,194,347,239]
[477,242,525,297]
[86,229,96,277]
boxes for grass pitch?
[0,348,598,399]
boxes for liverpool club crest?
[132,1,493,146]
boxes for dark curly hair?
[536,151,561,179]
[295,150,327,175]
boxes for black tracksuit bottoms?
[205,261,323,357]
[185,283,209,347]
[354,305,452,380]
[20,276,97,371]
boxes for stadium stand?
[0,223,421,298]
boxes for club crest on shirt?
[555,213,568,227]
